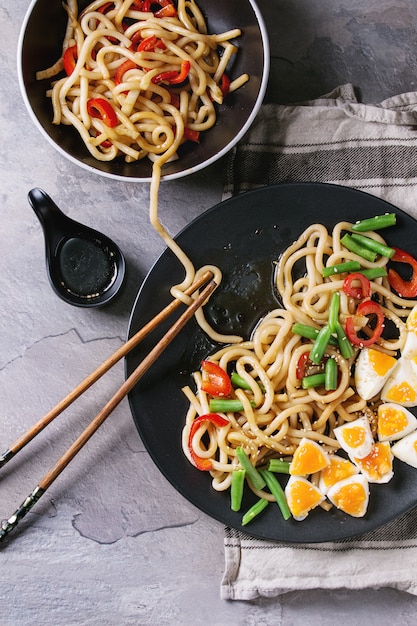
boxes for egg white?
[318,454,358,495]
[284,476,325,521]
[381,357,417,407]
[289,437,329,476]
[353,441,394,484]
[391,430,417,468]
[327,474,369,518]
[377,403,417,441]
[334,416,374,460]
[402,331,417,360]
[354,348,397,401]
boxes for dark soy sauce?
[58,236,117,298]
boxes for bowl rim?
[16,0,270,183]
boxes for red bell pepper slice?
[130,33,166,52]
[115,59,138,85]
[152,60,190,85]
[188,413,229,471]
[183,127,200,143]
[169,92,181,108]
[343,272,371,300]
[345,299,385,347]
[220,73,231,97]
[172,126,200,143]
[296,352,310,380]
[90,128,113,149]
[130,31,143,50]
[139,34,165,51]
[155,3,177,17]
[97,2,116,41]
[201,360,232,397]
[169,60,190,84]
[98,2,115,14]
[388,247,417,298]
[63,44,78,76]
[87,98,118,128]
[132,0,176,16]
[133,0,151,9]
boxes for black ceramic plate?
[126,182,417,543]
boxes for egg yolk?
[320,456,357,489]
[290,440,328,475]
[287,480,323,517]
[331,482,367,517]
[354,443,392,481]
[413,440,417,455]
[368,349,397,376]
[341,426,366,449]
[385,382,417,404]
[378,406,408,437]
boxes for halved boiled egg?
[377,403,417,441]
[334,416,374,460]
[353,441,393,483]
[289,438,329,476]
[285,476,325,521]
[354,348,397,400]
[327,474,369,518]
[391,430,417,468]
[381,357,417,407]
[402,305,417,359]
[318,454,358,495]
[410,356,417,380]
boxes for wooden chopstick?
[0,276,217,542]
[0,270,214,469]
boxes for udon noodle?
[182,219,415,507]
[38,0,248,343]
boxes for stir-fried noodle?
[182,220,415,504]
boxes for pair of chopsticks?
[0,271,217,542]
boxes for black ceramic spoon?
[28,187,125,307]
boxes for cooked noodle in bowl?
[18,0,269,181]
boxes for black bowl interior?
[18,0,269,181]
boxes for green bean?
[268,459,291,474]
[340,233,377,262]
[334,321,355,359]
[259,470,292,520]
[231,469,246,512]
[358,267,387,280]
[231,371,265,393]
[350,233,395,258]
[291,323,338,346]
[209,399,255,412]
[236,447,266,491]
[328,292,340,332]
[231,372,251,390]
[322,261,361,277]
[241,498,269,526]
[351,213,396,232]
[325,356,338,390]
[310,325,332,364]
[302,373,326,389]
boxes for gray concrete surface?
[2,1,417,624]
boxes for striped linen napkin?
[221,83,417,600]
